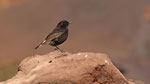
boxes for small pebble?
[77,53,81,56]
[85,54,88,57]
[104,59,110,65]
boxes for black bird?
[35,20,71,52]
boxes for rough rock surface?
[0,51,144,84]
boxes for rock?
[0,51,143,84]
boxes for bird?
[35,20,71,52]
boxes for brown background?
[0,0,150,83]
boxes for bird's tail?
[35,40,46,49]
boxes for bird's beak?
[69,22,72,24]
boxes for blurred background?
[0,0,150,83]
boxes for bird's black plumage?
[35,20,70,52]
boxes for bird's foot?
[55,46,65,53]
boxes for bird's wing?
[45,30,64,41]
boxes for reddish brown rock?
[0,51,143,84]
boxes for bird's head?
[57,20,71,28]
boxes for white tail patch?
[35,40,47,49]
[42,40,46,44]
[38,44,42,48]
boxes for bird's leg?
[55,46,64,52]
